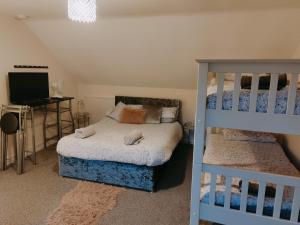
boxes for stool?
[1,105,29,174]
[0,112,24,174]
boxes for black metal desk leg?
[31,108,37,164]
[57,102,62,140]
[69,100,75,133]
[43,105,48,150]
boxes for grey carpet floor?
[0,145,212,225]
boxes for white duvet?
[57,117,183,166]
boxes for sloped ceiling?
[1,1,300,88]
[1,0,300,18]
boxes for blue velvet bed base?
[59,155,161,192]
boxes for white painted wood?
[189,63,208,225]
[209,173,217,206]
[240,179,249,212]
[267,73,279,114]
[203,164,300,188]
[232,73,241,111]
[287,74,298,115]
[199,203,299,225]
[273,184,284,219]
[191,60,300,225]
[196,59,300,74]
[224,176,232,209]
[216,73,225,111]
[256,182,266,215]
[249,73,259,112]
[291,187,300,222]
[206,110,300,135]
[196,59,300,63]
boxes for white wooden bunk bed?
[190,60,300,225]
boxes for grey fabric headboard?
[115,96,182,122]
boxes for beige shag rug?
[46,182,124,225]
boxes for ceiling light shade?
[68,0,96,23]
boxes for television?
[8,72,49,104]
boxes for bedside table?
[183,122,195,145]
[75,112,90,128]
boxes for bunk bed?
[190,60,300,225]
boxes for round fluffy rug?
[46,181,124,225]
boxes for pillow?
[107,102,125,121]
[241,73,287,90]
[161,107,178,123]
[224,73,235,81]
[119,108,146,124]
[143,105,162,124]
[223,129,277,143]
[107,102,143,121]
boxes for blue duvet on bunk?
[207,89,300,115]
[202,133,300,221]
[201,187,297,220]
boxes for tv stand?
[43,97,75,149]
[25,97,75,162]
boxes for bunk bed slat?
[287,74,298,115]
[273,184,284,219]
[249,73,259,112]
[267,73,279,114]
[216,73,225,111]
[240,179,249,212]
[224,176,232,209]
[256,181,266,215]
[291,187,300,222]
[209,173,217,206]
[203,164,300,188]
[232,73,241,111]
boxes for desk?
[23,97,75,162]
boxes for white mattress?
[57,117,183,166]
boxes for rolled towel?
[75,126,96,139]
[124,130,144,145]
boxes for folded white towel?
[124,130,144,145]
[75,126,96,139]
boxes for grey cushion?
[144,105,162,124]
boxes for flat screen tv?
[8,72,49,104]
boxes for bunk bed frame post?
[190,62,208,225]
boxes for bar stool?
[0,112,24,174]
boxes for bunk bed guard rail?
[190,60,300,225]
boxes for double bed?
[57,96,183,192]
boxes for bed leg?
[190,163,202,225]
[190,62,208,225]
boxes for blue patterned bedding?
[207,89,300,115]
[201,187,298,221]
[201,133,300,221]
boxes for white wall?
[0,15,78,161]
[78,83,197,124]
[68,8,300,126]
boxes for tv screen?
[8,72,49,104]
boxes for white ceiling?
[1,0,300,19]
[1,1,300,89]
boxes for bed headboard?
[115,96,182,122]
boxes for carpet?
[46,181,124,225]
